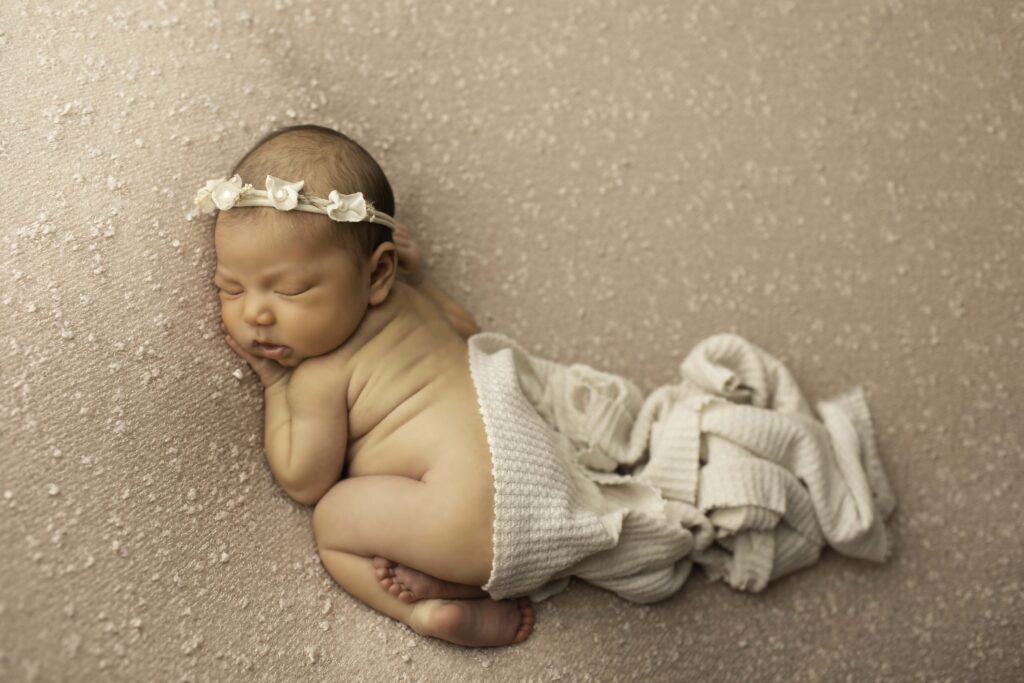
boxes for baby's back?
[337,281,494,509]
[307,279,497,591]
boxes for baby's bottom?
[311,474,534,647]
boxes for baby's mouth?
[253,341,290,359]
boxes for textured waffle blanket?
[468,331,896,603]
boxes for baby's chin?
[271,352,303,367]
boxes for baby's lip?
[254,339,285,348]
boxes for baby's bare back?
[334,282,495,554]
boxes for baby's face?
[213,212,369,367]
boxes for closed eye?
[212,281,310,296]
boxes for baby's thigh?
[312,474,491,586]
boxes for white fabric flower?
[196,175,245,213]
[325,191,368,222]
[194,178,221,214]
[265,175,304,211]
[204,174,246,212]
[212,175,245,210]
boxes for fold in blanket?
[468,331,896,603]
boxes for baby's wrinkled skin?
[215,211,535,647]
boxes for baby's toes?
[513,598,535,643]
[380,576,418,604]
[373,557,397,580]
[518,598,535,619]
[386,583,417,603]
[372,556,397,570]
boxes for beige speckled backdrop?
[2,0,1022,681]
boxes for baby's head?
[213,124,398,366]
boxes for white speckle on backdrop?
[1,0,1022,680]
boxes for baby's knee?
[311,481,347,547]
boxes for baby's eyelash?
[212,286,309,296]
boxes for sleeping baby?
[199,124,896,650]
[203,124,535,648]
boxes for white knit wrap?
[468,331,896,603]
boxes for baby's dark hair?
[227,124,394,261]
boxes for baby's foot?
[373,556,488,603]
[409,597,535,648]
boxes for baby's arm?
[224,327,346,506]
[263,355,348,506]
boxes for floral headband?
[194,174,396,229]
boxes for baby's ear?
[367,242,398,306]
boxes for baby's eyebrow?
[214,267,312,283]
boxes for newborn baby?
[205,124,534,648]
[203,124,897,651]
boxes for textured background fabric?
[2,1,1021,680]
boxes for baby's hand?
[393,221,426,286]
[221,323,292,390]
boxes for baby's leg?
[372,556,489,602]
[313,475,534,647]
[318,549,418,627]
[318,548,534,647]
[313,474,489,584]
